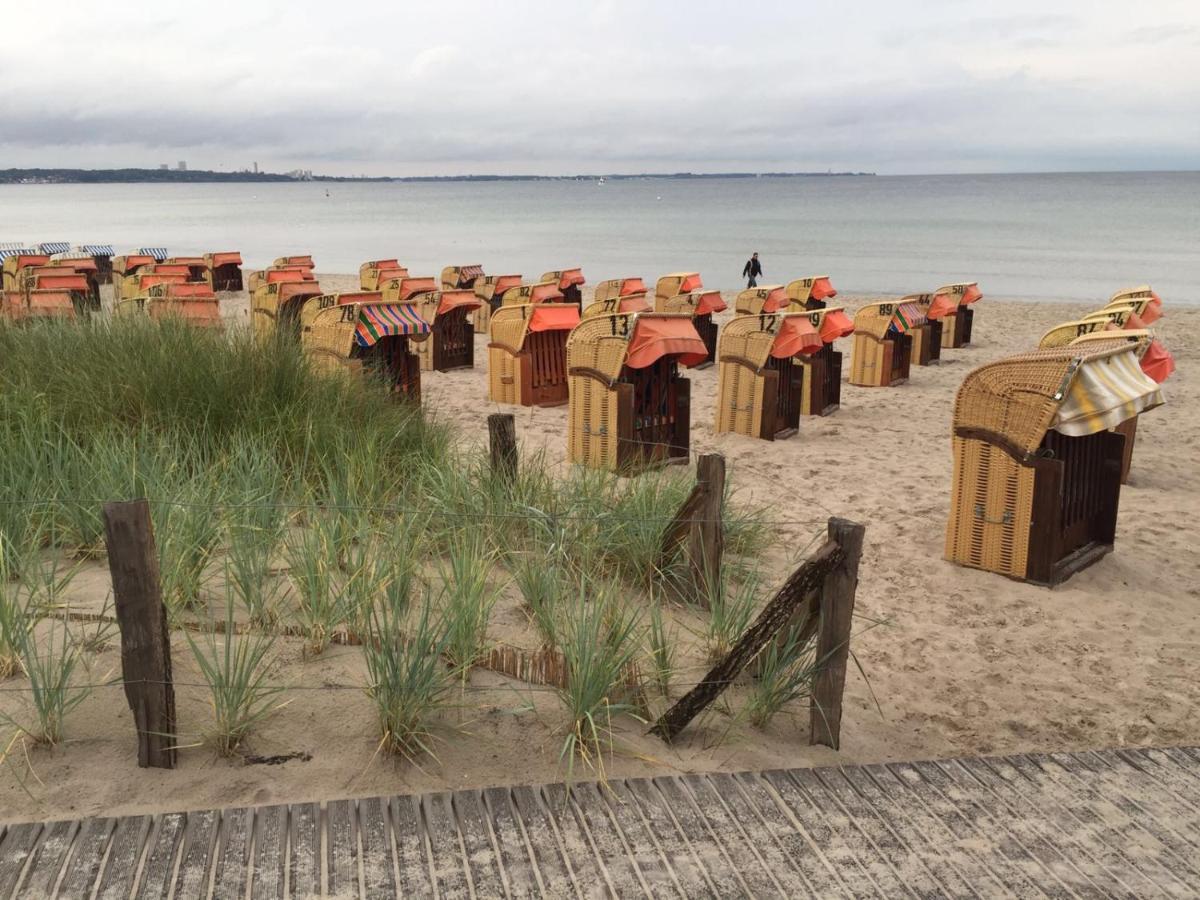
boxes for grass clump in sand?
[438,534,496,683]
[2,618,92,745]
[744,623,822,729]
[186,602,284,757]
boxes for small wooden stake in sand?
[103,499,177,769]
[488,413,518,485]
[658,453,725,608]
[811,517,866,749]
[651,537,843,743]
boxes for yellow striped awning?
[1052,348,1164,437]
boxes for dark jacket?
[742,257,762,278]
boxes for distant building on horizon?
[159,163,169,170]
[177,161,187,171]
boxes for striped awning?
[354,304,430,347]
[139,247,169,261]
[79,244,115,256]
[38,242,70,254]
[1053,349,1164,437]
[0,247,35,260]
[889,301,927,333]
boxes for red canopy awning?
[926,292,957,320]
[616,295,652,313]
[528,304,580,332]
[680,273,703,293]
[1140,339,1175,384]
[961,284,983,305]
[437,290,482,314]
[811,277,837,300]
[819,309,855,342]
[1141,294,1163,324]
[694,290,727,315]
[626,317,708,369]
[556,268,585,288]
[620,278,647,295]
[760,287,788,312]
[770,317,823,358]
[529,283,565,303]
[209,252,242,266]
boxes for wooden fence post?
[488,413,518,485]
[658,453,725,607]
[810,516,866,750]
[103,499,177,769]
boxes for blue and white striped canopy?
[0,242,28,251]
[78,244,115,256]
[38,242,70,254]
[0,247,36,261]
[138,247,169,261]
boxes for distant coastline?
[0,167,875,185]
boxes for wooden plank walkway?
[0,746,1197,898]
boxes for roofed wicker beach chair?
[792,306,855,416]
[274,254,315,272]
[1,249,49,294]
[472,273,522,334]
[359,259,407,291]
[785,275,838,311]
[163,255,211,285]
[201,252,243,291]
[734,284,788,315]
[714,312,824,440]
[488,303,581,407]
[19,268,92,317]
[441,264,486,291]
[945,339,1163,585]
[251,275,324,340]
[299,292,429,403]
[540,268,586,307]
[47,251,102,308]
[898,292,946,365]
[932,282,982,348]
[110,252,158,299]
[655,273,726,366]
[75,244,115,284]
[581,291,653,319]
[1088,293,1163,330]
[593,277,648,305]
[139,247,169,263]
[566,311,708,473]
[144,282,222,328]
[382,276,480,371]
[849,299,922,387]
[1103,285,1162,319]
[248,264,317,293]
[500,281,565,308]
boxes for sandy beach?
[1,279,1195,825]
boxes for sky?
[1,0,1197,176]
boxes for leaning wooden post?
[810,516,866,750]
[488,413,518,486]
[103,499,177,769]
[657,453,725,608]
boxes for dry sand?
[1,278,1196,824]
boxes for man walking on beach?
[742,252,762,287]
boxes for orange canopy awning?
[617,295,653,313]
[1122,310,1147,330]
[926,292,957,320]
[1141,294,1163,325]
[694,290,727,315]
[437,290,482,314]
[34,274,87,291]
[1140,339,1175,384]
[680,273,703,293]
[528,304,580,332]
[210,252,242,267]
[811,277,837,300]
[529,283,565,303]
[162,283,217,299]
[626,317,708,369]
[771,316,823,358]
[556,268,585,288]
[59,258,98,272]
[961,284,983,305]
[395,277,439,301]
[819,309,855,342]
[620,278,647,295]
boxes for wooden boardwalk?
[1,745,1198,898]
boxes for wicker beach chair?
[75,245,115,284]
[581,291,653,319]
[849,299,921,387]
[593,277,648,305]
[248,265,316,294]
[19,269,91,318]
[945,340,1163,585]
[898,293,946,365]
[472,273,522,334]
[251,277,324,340]
[540,268,586,308]
[488,303,581,407]
[734,285,788,315]
[1,250,49,294]
[274,255,315,272]
[1087,295,1162,330]
[500,281,565,308]
[1103,285,1161,319]
[359,259,407,291]
[118,268,191,301]
[164,256,211,285]
[933,282,982,348]
[714,312,823,440]
[203,252,243,291]
[785,275,838,311]
[299,293,429,402]
[791,306,855,416]
[566,311,708,472]
[655,273,726,366]
[441,264,486,291]
[144,282,222,328]
[47,252,102,308]
[382,276,479,372]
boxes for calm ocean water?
[2,172,1197,301]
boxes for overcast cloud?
[1,0,1197,175]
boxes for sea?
[2,171,1197,302]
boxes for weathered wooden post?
[810,516,866,750]
[658,453,725,608]
[487,413,518,485]
[103,499,177,769]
